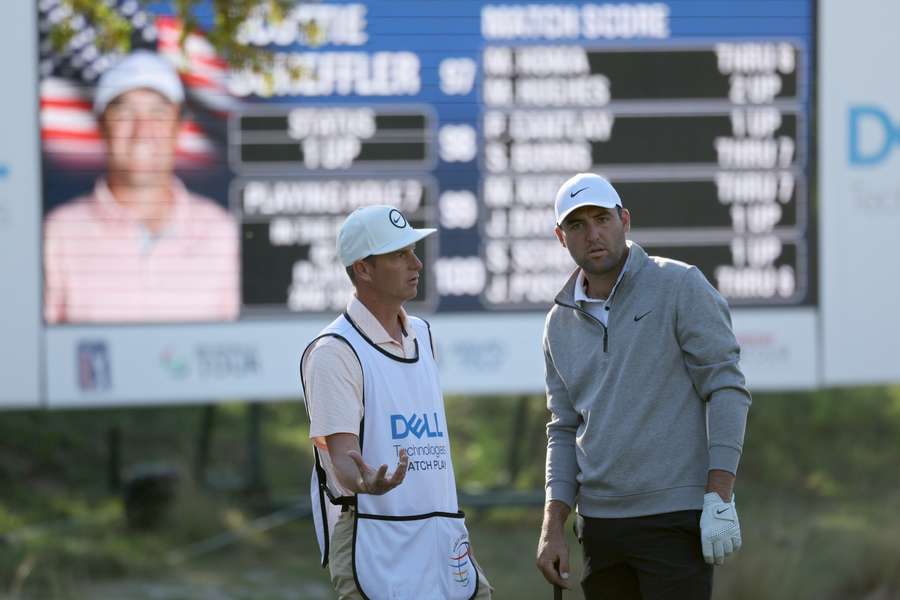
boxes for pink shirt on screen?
[43,178,239,323]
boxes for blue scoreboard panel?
[228,1,813,316]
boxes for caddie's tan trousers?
[329,508,494,599]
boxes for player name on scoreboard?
[480,41,809,308]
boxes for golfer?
[535,174,751,599]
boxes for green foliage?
[447,394,549,491]
[49,0,309,74]
[739,387,900,502]
[2,389,900,598]
[0,402,313,597]
[52,0,133,53]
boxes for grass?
[2,389,900,599]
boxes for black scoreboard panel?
[482,173,802,232]
[640,240,806,302]
[232,108,433,171]
[477,39,810,309]
[583,46,799,101]
[479,234,806,308]
[613,176,802,231]
[235,177,437,313]
[484,43,800,104]
[485,111,801,167]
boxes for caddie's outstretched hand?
[348,448,409,495]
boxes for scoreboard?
[223,4,812,318]
[29,0,818,406]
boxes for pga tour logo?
[390,412,445,440]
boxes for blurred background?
[1,0,899,598]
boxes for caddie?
[301,205,492,600]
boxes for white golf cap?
[554,173,622,225]
[93,50,185,115]
[337,205,436,267]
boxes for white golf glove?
[700,492,741,565]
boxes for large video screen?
[33,0,817,404]
[39,0,813,326]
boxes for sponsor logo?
[736,332,790,366]
[388,208,407,228]
[848,105,900,166]
[77,340,111,391]
[633,310,652,322]
[159,344,259,380]
[569,186,589,197]
[392,442,449,472]
[196,344,259,378]
[449,536,472,587]
[159,347,191,379]
[447,340,505,371]
[390,412,444,440]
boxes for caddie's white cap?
[337,205,436,267]
[554,173,622,225]
[93,50,185,114]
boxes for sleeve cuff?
[708,444,742,475]
[546,482,577,509]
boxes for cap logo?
[388,209,408,228]
[570,187,589,198]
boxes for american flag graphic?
[38,0,236,168]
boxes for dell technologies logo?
[848,105,900,166]
[390,412,445,440]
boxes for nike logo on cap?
[388,208,407,228]
[570,187,589,198]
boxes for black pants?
[576,511,713,600]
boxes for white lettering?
[241,179,424,216]
[581,3,670,39]
[716,42,796,74]
[514,75,611,107]
[228,52,420,98]
[514,46,589,76]
[510,141,592,172]
[237,4,367,47]
[481,4,670,40]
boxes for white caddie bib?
[301,313,478,600]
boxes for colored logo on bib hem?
[449,537,471,587]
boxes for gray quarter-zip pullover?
[543,241,751,517]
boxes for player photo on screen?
[39,7,239,324]
[37,1,438,324]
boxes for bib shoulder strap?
[408,316,435,360]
